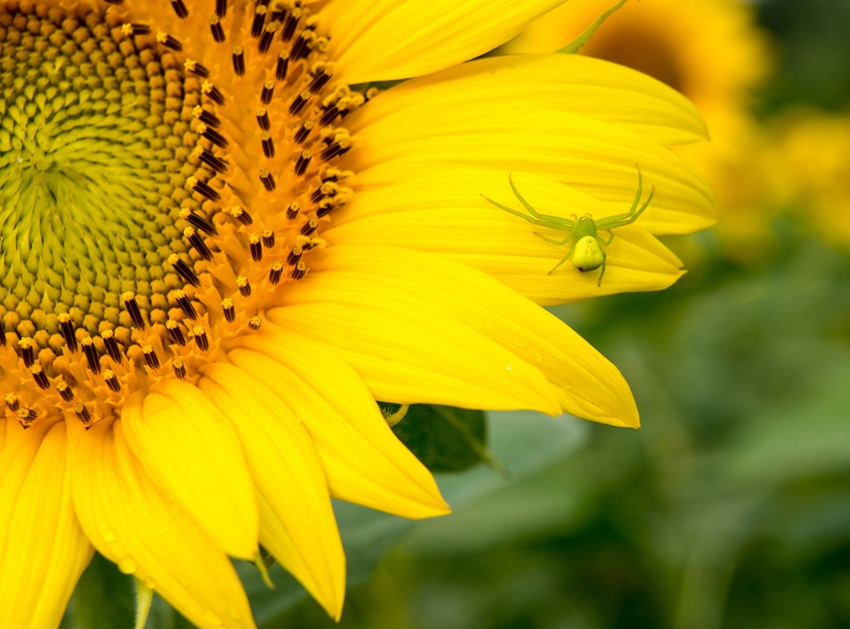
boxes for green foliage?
[69,553,135,629]
[391,405,489,473]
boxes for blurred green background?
[63,1,850,627]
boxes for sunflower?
[0,1,715,627]
[502,0,770,259]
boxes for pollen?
[1,0,366,430]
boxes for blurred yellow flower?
[0,0,715,627]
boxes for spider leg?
[548,241,577,275]
[597,248,608,287]
[535,232,574,246]
[595,186,655,231]
[507,175,577,225]
[481,194,575,230]
[596,231,614,246]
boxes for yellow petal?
[198,365,346,620]
[324,0,569,84]
[349,54,707,147]
[70,417,256,629]
[264,286,561,415]
[0,418,6,454]
[327,170,683,304]
[278,246,639,427]
[121,384,258,559]
[0,421,94,629]
[226,338,449,520]
[348,100,716,236]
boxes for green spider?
[481,167,655,286]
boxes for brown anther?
[237,276,252,297]
[81,337,100,374]
[289,90,311,115]
[198,123,229,148]
[19,338,35,367]
[261,132,275,158]
[222,298,236,322]
[74,402,92,428]
[320,138,351,161]
[105,0,125,4]
[30,364,50,390]
[181,209,218,236]
[101,330,123,363]
[249,234,263,262]
[259,169,276,191]
[123,23,151,36]
[56,381,74,402]
[316,198,334,217]
[261,80,275,105]
[232,45,246,76]
[292,261,308,280]
[209,15,225,42]
[259,22,278,53]
[188,176,222,202]
[17,407,37,428]
[286,201,301,220]
[0,318,6,346]
[308,68,333,93]
[320,105,341,126]
[281,8,301,41]
[269,262,283,285]
[173,358,187,379]
[216,0,228,18]
[156,31,183,51]
[174,289,198,320]
[171,0,189,18]
[184,59,211,78]
[193,326,210,352]
[193,106,221,129]
[104,370,121,393]
[166,320,186,346]
[287,245,303,265]
[256,108,271,130]
[202,81,226,106]
[185,227,214,261]
[143,345,160,370]
[311,181,337,203]
[58,313,77,353]
[122,292,147,330]
[169,255,202,287]
[276,50,290,80]
[294,150,312,176]
[194,146,228,174]
[294,120,314,144]
[5,393,20,412]
[291,31,313,60]
[262,229,276,248]
[252,5,268,38]
[230,206,254,225]
[300,218,318,236]
[249,316,263,330]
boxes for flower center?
[1,0,365,428]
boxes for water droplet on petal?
[517,338,529,348]
[102,529,117,542]
[144,577,156,589]
[204,611,223,626]
[228,606,240,619]
[117,556,137,574]
[533,352,544,363]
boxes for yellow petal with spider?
[276,246,639,427]
[348,54,707,147]
[327,170,683,303]
[348,104,716,235]
[324,0,570,84]
[71,419,256,629]
[0,421,94,629]
[198,365,346,620]
[121,387,258,560]
[225,340,449,520]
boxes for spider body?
[481,167,654,286]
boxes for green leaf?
[390,404,490,473]
[70,553,134,629]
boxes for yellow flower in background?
[0,0,714,628]
[503,0,771,260]
[759,110,850,247]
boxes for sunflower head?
[1,0,363,430]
